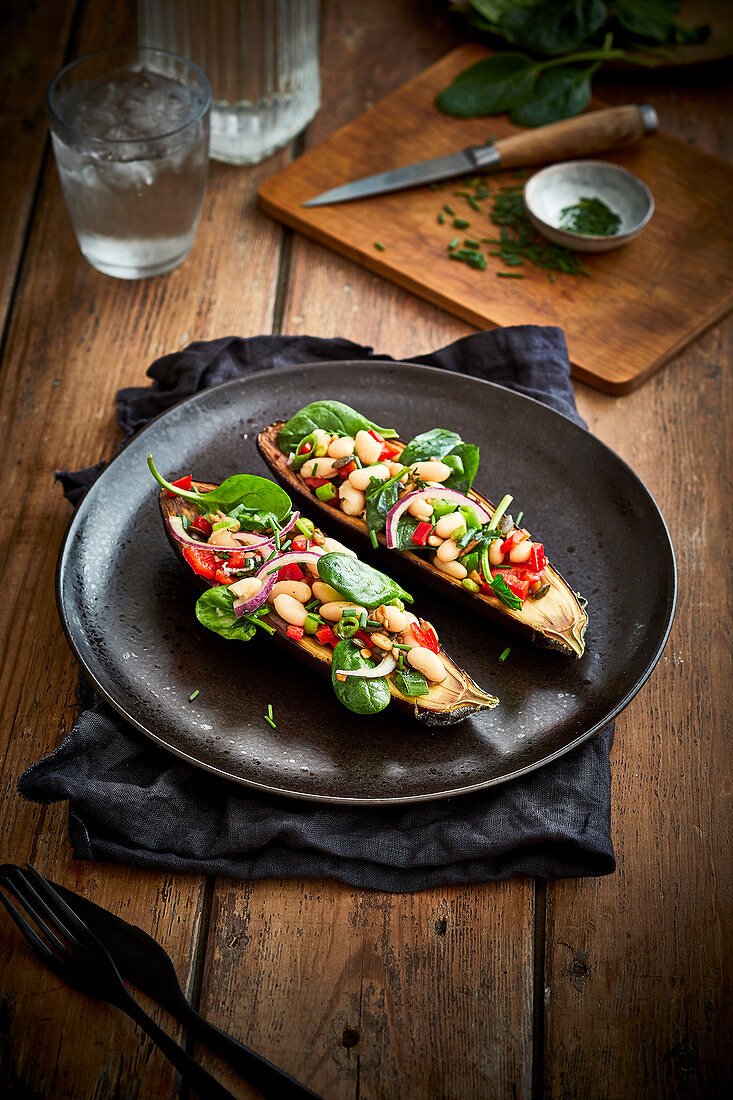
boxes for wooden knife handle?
[494,104,658,170]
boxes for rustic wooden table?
[1,3,730,1097]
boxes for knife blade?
[44,874,321,1100]
[302,103,658,206]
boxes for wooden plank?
[543,66,733,1097]
[259,43,733,394]
[0,7,290,1099]
[0,0,78,335]
[196,5,535,1098]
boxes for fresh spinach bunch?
[318,553,413,607]
[331,640,392,714]
[277,400,398,456]
[440,0,709,125]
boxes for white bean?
[434,512,465,539]
[387,462,405,478]
[322,536,357,557]
[432,555,467,579]
[229,576,263,600]
[269,580,311,603]
[319,601,366,623]
[354,429,383,466]
[488,541,505,566]
[312,580,342,603]
[509,539,532,563]
[436,538,461,563]
[408,497,433,520]
[348,463,390,491]
[339,481,366,516]
[300,457,339,479]
[327,435,356,459]
[312,428,332,454]
[407,646,447,683]
[273,593,308,627]
[208,530,241,547]
[375,604,408,633]
[410,460,451,483]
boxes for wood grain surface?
[259,43,733,394]
[0,1,730,1098]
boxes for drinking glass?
[48,47,211,279]
[138,0,320,165]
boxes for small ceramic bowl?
[523,160,654,252]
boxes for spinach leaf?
[331,640,391,715]
[488,573,523,610]
[394,514,420,550]
[149,457,292,522]
[436,53,538,118]
[277,401,397,455]
[318,554,413,607]
[399,428,479,493]
[510,62,597,127]
[399,428,461,465]
[500,0,607,55]
[391,667,430,697]
[195,588,258,642]
[365,474,400,534]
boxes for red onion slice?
[232,573,276,618]
[338,652,397,679]
[255,548,325,581]
[384,489,492,548]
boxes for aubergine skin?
[158,484,498,725]
[256,422,588,657]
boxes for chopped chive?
[428,182,439,191]
[181,515,189,530]
[497,272,525,278]
[515,511,524,526]
[463,238,480,248]
[370,529,379,549]
[397,653,404,670]
[453,218,470,229]
[365,619,382,629]
[359,611,368,629]
[374,241,386,251]
[265,715,277,729]
[443,204,455,216]
[499,647,511,662]
[393,643,412,651]
[467,195,480,211]
[188,689,200,702]
[448,237,460,249]
[437,212,445,225]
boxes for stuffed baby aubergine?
[148,457,498,724]
[256,401,588,657]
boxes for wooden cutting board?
[259,45,733,393]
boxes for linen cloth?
[19,328,615,891]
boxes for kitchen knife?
[303,103,658,206]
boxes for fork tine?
[24,864,91,940]
[1,867,71,953]
[0,885,58,964]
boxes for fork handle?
[120,993,237,1100]
[176,999,321,1099]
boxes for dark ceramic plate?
[56,362,676,805]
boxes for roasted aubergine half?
[148,456,498,723]
[256,400,588,657]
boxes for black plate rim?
[55,360,677,805]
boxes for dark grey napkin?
[19,328,615,891]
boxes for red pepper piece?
[316,624,337,646]
[528,543,546,572]
[420,624,440,653]
[286,625,305,641]
[337,460,356,480]
[190,514,212,536]
[278,563,304,582]
[164,474,193,497]
[500,530,525,555]
[182,546,218,582]
[502,571,530,601]
[379,441,401,461]
[355,630,373,648]
[291,535,311,552]
[411,521,432,546]
[225,550,252,570]
[214,567,234,586]
[303,476,330,489]
[298,441,312,454]
[368,429,385,443]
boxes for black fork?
[0,864,237,1100]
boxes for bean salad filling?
[148,456,498,718]
[283,420,548,612]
